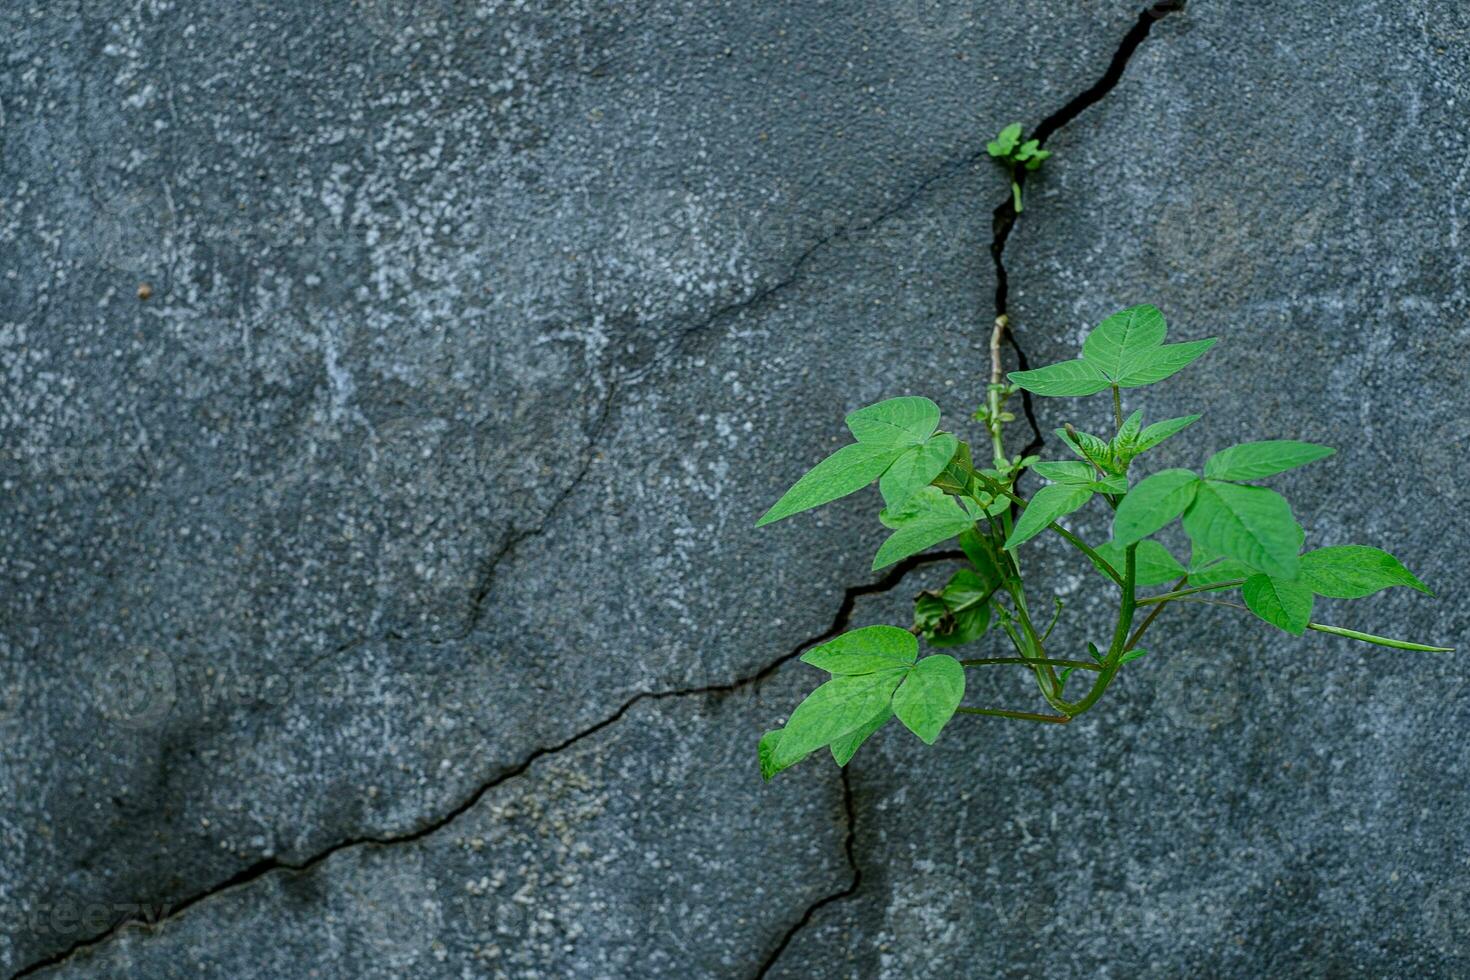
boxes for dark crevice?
[12,550,962,979]
[752,766,861,980]
[990,0,1186,464]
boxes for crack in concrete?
[746,3,1188,971]
[752,766,861,980]
[12,550,963,979]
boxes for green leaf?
[873,487,980,570]
[773,671,907,768]
[1120,647,1151,665]
[1243,574,1315,635]
[1007,360,1111,397]
[1300,545,1431,599]
[915,570,995,647]
[829,705,893,766]
[801,625,918,675]
[879,433,959,508]
[1112,469,1200,545]
[1089,474,1129,495]
[931,440,976,495]
[759,730,802,781]
[1004,483,1093,551]
[1055,426,1116,474]
[1082,304,1167,380]
[1204,440,1335,482]
[1031,460,1095,485]
[1181,480,1301,580]
[1091,540,1186,587]
[1114,339,1218,387]
[757,442,905,527]
[1133,414,1201,454]
[1114,410,1143,449]
[891,655,966,744]
[958,528,1002,587]
[987,122,1022,157]
[844,396,940,449]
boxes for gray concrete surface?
[2,0,1466,977]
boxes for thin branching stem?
[960,657,1103,671]
[957,706,1071,724]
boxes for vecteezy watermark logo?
[90,647,177,730]
[1154,649,1242,730]
[20,896,172,940]
[891,0,974,45]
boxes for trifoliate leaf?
[1008,359,1111,397]
[1203,440,1336,482]
[757,442,905,527]
[1005,483,1094,551]
[1243,574,1315,635]
[1112,469,1200,545]
[891,655,966,744]
[1181,480,1301,580]
[845,396,940,449]
[801,625,918,675]
[1300,545,1431,599]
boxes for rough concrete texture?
[2,0,1466,977]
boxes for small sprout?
[986,121,1051,212]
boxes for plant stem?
[1124,575,1186,650]
[960,657,1103,670]
[1057,543,1137,717]
[1111,385,1124,430]
[971,473,1122,585]
[1167,597,1455,652]
[958,706,1069,724]
[1135,580,1246,606]
[1011,178,1023,214]
[987,315,1009,468]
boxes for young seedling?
[754,303,1449,781]
[987,121,1050,213]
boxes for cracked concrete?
[4,0,1468,977]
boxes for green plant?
[754,303,1449,781]
[987,122,1050,213]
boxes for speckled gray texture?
[5,0,1467,976]
[0,0,1148,975]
